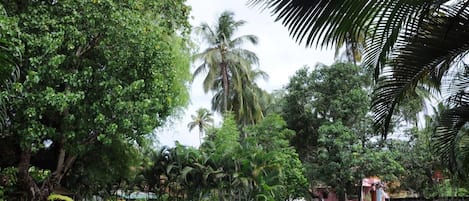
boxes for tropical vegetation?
[278,63,404,201]
[249,0,469,182]
[1,0,469,200]
[187,108,214,143]
[145,114,307,201]
[193,10,269,126]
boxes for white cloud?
[157,0,335,148]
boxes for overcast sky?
[157,0,335,147]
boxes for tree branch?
[75,33,103,57]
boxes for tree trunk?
[337,188,347,201]
[221,62,229,113]
[51,139,77,185]
[17,148,46,201]
[16,144,77,201]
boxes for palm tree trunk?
[199,131,203,145]
[221,62,229,113]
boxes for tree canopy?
[279,63,413,201]
[281,63,372,160]
[0,0,191,200]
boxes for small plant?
[0,167,18,199]
[47,193,73,201]
[29,166,51,182]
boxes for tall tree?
[281,63,409,201]
[243,114,308,200]
[0,0,191,200]
[187,108,214,144]
[282,63,372,160]
[193,10,261,114]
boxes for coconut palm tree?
[250,0,469,173]
[187,108,214,144]
[210,66,269,126]
[234,68,269,126]
[193,10,260,114]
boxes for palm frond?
[445,74,469,104]
[195,23,218,46]
[192,47,221,91]
[188,121,197,132]
[372,4,469,135]
[210,87,225,113]
[249,0,427,48]
[217,11,247,42]
[432,59,469,175]
[229,48,260,67]
[433,105,469,174]
[249,0,469,138]
[249,69,269,82]
[363,0,434,76]
[230,34,259,47]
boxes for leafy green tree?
[313,122,360,201]
[204,114,308,201]
[281,63,409,201]
[0,0,191,200]
[386,139,438,197]
[205,114,308,201]
[282,63,371,160]
[187,107,214,144]
[193,10,266,120]
[244,114,308,200]
[205,114,244,200]
[207,114,240,159]
[311,122,405,201]
[64,138,149,200]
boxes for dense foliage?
[275,63,463,200]
[0,0,191,200]
[2,0,467,200]
[144,114,308,201]
[281,63,371,161]
[281,63,398,200]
